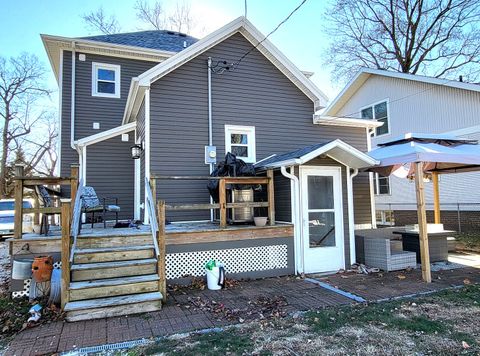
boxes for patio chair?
[363,236,417,272]
[81,186,120,228]
[34,185,56,235]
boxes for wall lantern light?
[131,142,143,159]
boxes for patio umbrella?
[368,133,480,283]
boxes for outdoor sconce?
[131,143,143,159]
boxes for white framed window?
[361,100,389,136]
[225,125,256,163]
[376,210,395,226]
[92,62,121,98]
[373,173,390,195]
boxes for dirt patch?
[0,240,10,294]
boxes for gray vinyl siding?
[302,157,352,266]
[149,32,370,222]
[60,50,156,190]
[86,134,135,219]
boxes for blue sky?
[0,0,338,105]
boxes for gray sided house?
[43,17,380,276]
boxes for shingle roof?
[255,142,332,169]
[80,30,199,53]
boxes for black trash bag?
[207,153,257,201]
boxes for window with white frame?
[361,100,389,136]
[225,125,256,163]
[92,62,121,98]
[373,173,390,195]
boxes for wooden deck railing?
[13,164,79,238]
[69,181,85,262]
[149,170,275,228]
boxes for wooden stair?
[64,232,164,322]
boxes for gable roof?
[81,30,198,53]
[254,139,378,169]
[123,17,329,123]
[323,67,480,117]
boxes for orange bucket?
[31,256,54,282]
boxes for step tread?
[64,292,163,311]
[71,258,157,271]
[75,245,154,254]
[69,274,160,290]
[78,232,151,239]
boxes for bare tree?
[0,53,51,198]
[82,7,122,35]
[168,1,195,33]
[323,0,480,83]
[135,0,166,30]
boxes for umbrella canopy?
[368,133,480,176]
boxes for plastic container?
[12,259,33,280]
[205,260,225,291]
[31,256,53,282]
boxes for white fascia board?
[314,115,384,128]
[122,79,148,124]
[75,122,136,147]
[135,16,328,108]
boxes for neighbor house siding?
[86,134,135,219]
[149,32,370,222]
[335,75,480,210]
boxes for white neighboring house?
[319,67,480,226]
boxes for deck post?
[267,169,275,226]
[219,178,227,228]
[150,177,157,202]
[14,164,25,239]
[432,172,441,224]
[61,199,72,308]
[414,162,432,283]
[157,200,167,303]
[70,164,79,216]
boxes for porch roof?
[254,139,378,170]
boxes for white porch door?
[300,166,344,274]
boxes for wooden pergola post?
[267,169,275,226]
[219,178,227,228]
[432,172,441,224]
[70,164,79,216]
[13,165,25,239]
[157,200,167,303]
[414,162,432,283]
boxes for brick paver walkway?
[5,267,479,355]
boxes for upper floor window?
[225,125,256,163]
[361,100,389,136]
[373,173,390,195]
[92,62,121,98]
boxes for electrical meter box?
[205,145,217,164]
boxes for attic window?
[225,125,256,163]
[92,62,121,98]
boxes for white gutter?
[144,88,151,224]
[281,166,303,274]
[366,128,377,228]
[70,41,76,151]
[346,166,358,265]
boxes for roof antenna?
[459,75,463,82]
[244,0,247,18]
[183,40,187,48]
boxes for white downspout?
[207,57,214,221]
[70,41,76,151]
[347,166,358,265]
[281,165,303,274]
[366,128,377,228]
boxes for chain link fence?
[376,203,480,233]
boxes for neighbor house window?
[92,62,121,98]
[374,173,390,195]
[376,210,395,226]
[361,100,389,136]
[225,125,256,163]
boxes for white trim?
[346,167,357,265]
[124,17,327,118]
[373,173,391,196]
[57,49,63,176]
[299,166,345,273]
[74,122,135,147]
[359,99,390,137]
[81,146,87,184]
[224,125,256,163]
[323,67,480,118]
[366,128,377,228]
[144,89,151,224]
[313,115,384,128]
[262,139,378,169]
[70,43,76,150]
[91,62,121,98]
[134,131,141,220]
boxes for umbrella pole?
[432,172,441,224]
[414,162,432,283]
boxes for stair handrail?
[145,177,160,257]
[70,179,84,262]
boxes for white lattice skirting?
[166,244,288,279]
